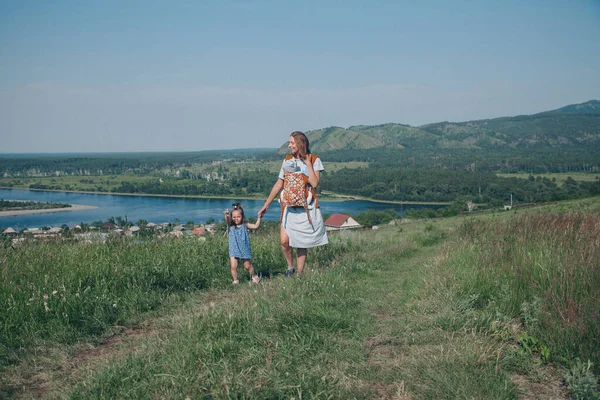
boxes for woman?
[258,131,328,276]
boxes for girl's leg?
[280,224,294,269]
[242,259,255,277]
[230,257,239,283]
[296,248,307,274]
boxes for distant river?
[0,188,441,229]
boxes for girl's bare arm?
[247,216,261,230]
[223,209,231,225]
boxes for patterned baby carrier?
[280,154,319,226]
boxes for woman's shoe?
[284,268,295,277]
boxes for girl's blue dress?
[228,223,252,259]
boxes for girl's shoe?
[251,275,261,284]
[232,280,239,285]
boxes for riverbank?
[0,186,450,205]
[0,204,97,217]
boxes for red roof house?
[324,214,362,231]
[192,227,206,236]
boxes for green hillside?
[541,99,600,115]
[278,100,600,153]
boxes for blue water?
[0,188,441,229]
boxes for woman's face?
[288,136,299,155]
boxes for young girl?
[223,202,261,285]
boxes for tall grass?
[67,265,374,399]
[62,222,521,399]
[0,232,348,367]
[451,212,600,372]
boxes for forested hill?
[278,100,600,153]
[541,99,600,115]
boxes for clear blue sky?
[1,0,599,153]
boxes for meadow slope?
[1,197,599,399]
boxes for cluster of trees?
[110,180,231,196]
[320,167,600,205]
[0,200,71,211]
[348,209,399,226]
[0,149,277,177]
[24,165,599,207]
[321,147,600,174]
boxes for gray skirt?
[282,206,329,248]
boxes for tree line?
[319,167,600,205]
[0,200,71,211]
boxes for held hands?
[257,206,267,218]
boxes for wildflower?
[112,303,117,308]
[44,302,50,312]
[52,290,58,295]
[43,294,49,300]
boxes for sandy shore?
[0,204,97,217]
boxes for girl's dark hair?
[229,202,245,226]
[290,131,310,159]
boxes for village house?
[2,227,18,236]
[47,227,62,236]
[204,224,217,234]
[2,220,213,243]
[126,226,141,236]
[324,214,362,232]
[192,227,205,236]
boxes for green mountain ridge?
[278,100,600,153]
[541,99,600,115]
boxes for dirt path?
[358,243,567,400]
[4,290,238,399]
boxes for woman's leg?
[280,224,294,268]
[296,248,307,274]
[230,256,239,282]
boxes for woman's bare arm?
[305,155,320,188]
[258,179,284,217]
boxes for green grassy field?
[184,160,369,175]
[1,197,599,398]
[497,172,600,185]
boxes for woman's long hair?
[290,131,310,159]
